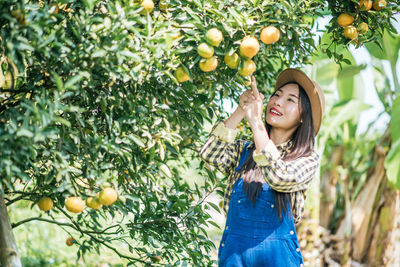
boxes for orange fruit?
[239,36,260,59]
[152,255,162,262]
[359,0,372,11]
[244,77,251,86]
[170,30,181,40]
[38,197,53,211]
[98,188,118,206]
[205,28,223,47]
[344,26,358,40]
[224,52,240,69]
[337,14,354,27]
[373,0,386,10]
[11,9,26,25]
[86,197,102,210]
[199,56,218,72]
[140,0,154,14]
[66,237,75,246]
[197,42,214,58]
[174,66,190,83]
[260,26,280,44]
[65,196,85,213]
[49,4,59,14]
[357,22,369,34]
[238,60,256,77]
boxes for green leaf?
[16,128,33,138]
[390,93,400,142]
[385,138,400,189]
[92,49,107,58]
[160,164,172,178]
[128,134,146,148]
[207,202,220,213]
[51,72,64,91]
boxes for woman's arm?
[253,147,320,192]
[224,106,246,130]
[199,108,246,175]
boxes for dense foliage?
[1,0,399,265]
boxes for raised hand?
[239,76,264,124]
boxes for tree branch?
[11,217,73,229]
[55,207,147,264]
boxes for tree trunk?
[366,185,400,266]
[349,146,386,261]
[320,145,344,229]
[0,193,22,267]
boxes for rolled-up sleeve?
[199,121,245,176]
[253,140,320,192]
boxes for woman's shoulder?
[305,149,320,161]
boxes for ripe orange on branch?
[238,60,256,77]
[224,53,240,69]
[243,76,251,86]
[98,188,118,206]
[38,197,53,211]
[197,43,214,58]
[174,66,190,83]
[49,4,59,14]
[199,56,218,72]
[65,196,85,213]
[373,0,386,10]
[359,0,373,11]
[205,28,223,47]
[239,36,260,59]
[344,26,358,40]
[140,0,154,14]
[86,197,102,210]
[357,22,369,34]
[260,26,280,44]
[66,237,76,246]
[337,14,354,27]
[11,9,27,25]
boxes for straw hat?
[275,68,325,135]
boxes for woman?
[199,68,325,266]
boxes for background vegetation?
[1,0,400,266]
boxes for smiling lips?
[270,107,282,116]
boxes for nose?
[274,94,284,107]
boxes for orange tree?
[0,0,399,266]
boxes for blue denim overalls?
[218,142,305,267]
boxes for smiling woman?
[199,68,325,266]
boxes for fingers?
[251,76,259,99]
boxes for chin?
[265,117,276,127]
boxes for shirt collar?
[249,139,293,153]
[277,140,293,152]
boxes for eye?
[288,98,295,103]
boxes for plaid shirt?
[199,121,320,225]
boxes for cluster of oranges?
[337,0,387,41]
[174,26,281,86]
[37,187,118,213]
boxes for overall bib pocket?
[238,196,276,223]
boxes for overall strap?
[234,141,251,172]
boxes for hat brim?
[274,68,324,135]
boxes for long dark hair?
[238,83,315,220]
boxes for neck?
[269,127,296,146]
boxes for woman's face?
[265,83,302,131]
